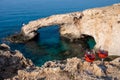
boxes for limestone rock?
[93,64,105,77]
[64,57,82,73]
[0,44,33,79]
[1,44,120,80]
[1,43,10,49]
[111,57,120,63]
[13,57,120,80]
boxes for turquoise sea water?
[0,0,119,66]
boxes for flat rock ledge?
[0,44,120,80]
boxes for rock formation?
[0,44,33,79]
[0,44,120,80]
[8,3,120,56]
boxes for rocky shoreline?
[2,3,120,80]
[0,44,120,80]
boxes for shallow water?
[0,0,119,66]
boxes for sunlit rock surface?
[0,44,120,80]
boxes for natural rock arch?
[80,34,96,50]
[8,3,120,55]
[21,12,83,40]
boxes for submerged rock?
[6,33,38,43]
[0,44,120,80]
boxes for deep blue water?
[0,0,119,66]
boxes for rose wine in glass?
[98,49,108,64]
[84,50,95,74]
[84,51,95,63]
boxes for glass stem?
[86,62,90,71]
[101,58,104,64]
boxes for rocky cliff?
[0,44,33,79]
[8,3,120,56]
[0,44,120,80]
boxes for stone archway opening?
[80,34,96,50]
[38,25,60,45]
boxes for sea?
[0,0,119,66]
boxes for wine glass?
[84,50,95,64]
[97,49,108,64]
[84,50,95,74]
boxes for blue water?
[0,0,119,66]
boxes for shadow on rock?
[0,44,33,79]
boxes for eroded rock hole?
[80,34,96,50]
[38,25,60,45]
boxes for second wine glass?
[97,49,108,64]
